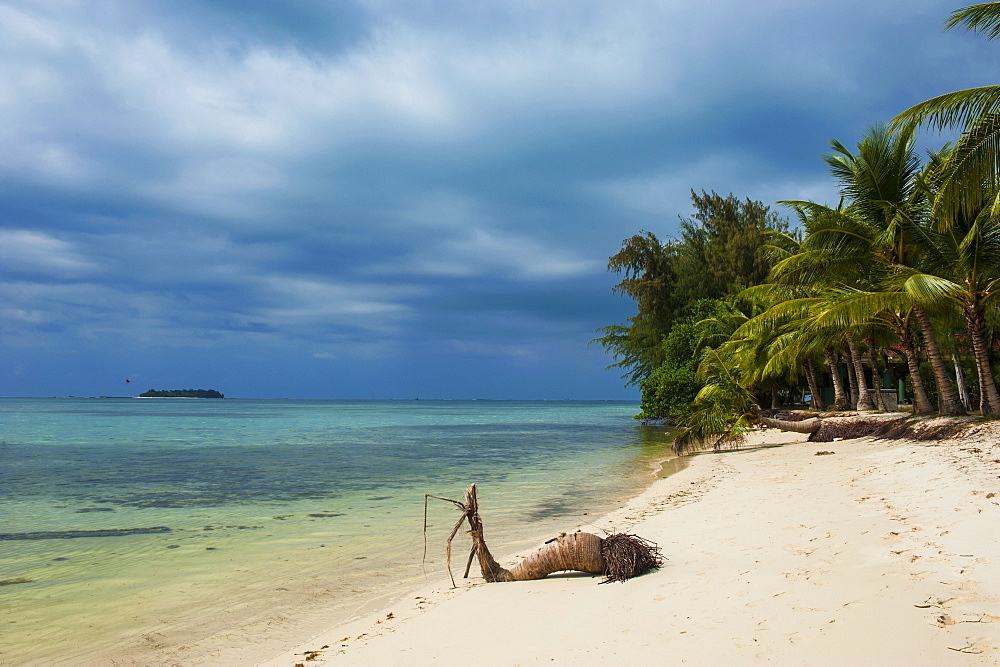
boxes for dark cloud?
[0,0,994,398]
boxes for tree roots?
[600,533,663,583]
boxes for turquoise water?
[0,398,673,663]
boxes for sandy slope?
[262,425,1000,666]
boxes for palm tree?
[903,188,1000,415]
[812,288,936,414]
[892,3,1000,219]
[779,124,967,415]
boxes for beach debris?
[815,450,836,456]
[424,484,662,586]
[295,644,330,663]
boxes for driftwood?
[425,484,662,586]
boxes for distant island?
[138,389,225,399]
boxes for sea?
[0,398,678,664]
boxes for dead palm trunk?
[848,338,875,410]
[953,353,972,411]
[912,305,965,416]
[427,485,662,586]
[964,304,1000,416]
[825,348,849,409]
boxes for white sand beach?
[262,421,1000,666]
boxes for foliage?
[635,300,724,420]
[596,4,1000,437]
[892,2,1000,219]
[139,388,225,398]
[596,193,789,388]
[673,191,790,302]
[637,365,699,421]
[672,347,758,453]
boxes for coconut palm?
[811,288,936,414]
[673,293,837,454]
[779,124,967,415]
[672,345,759,453]
[892,3,1000,218]
[777,203,963,413]
[902,189,1000,415]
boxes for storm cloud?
[0,0,991,398]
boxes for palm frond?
[811,288,912,329]
[891,85,1000,132]
[932,111,1000,220]
[903,273,963,302]
[945,2,1000,41]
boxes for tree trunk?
[898,329,934,414]
[868,334,886,412]
[845,350,859,409]
[912,305,965,415]
[953,353,971,410]
[964,304,1000,416]
[445,485,661,585]
[825,348,849,409]
[804,359,826,410]
[758,414,821,434]
[848,338,875,410]
[770,379,781,409]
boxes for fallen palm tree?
[758,413,822,434]
[677,409,975,451]
[424,484,662,585]
[807,414,973,442]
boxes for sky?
[1,0,996,400]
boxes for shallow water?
[0,398,675,663]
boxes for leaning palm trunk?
[825,349,850,409]
[804,359,826,410]
[427,485,662,586]
[758,414,821,434]
[913,306,965,416]
[898,330,934,414]
[848,339,875,410]
[964,304,1000,416]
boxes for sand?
[262,421,1000,666]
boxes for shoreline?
[263,420,1000,665]
[3,400,662,665]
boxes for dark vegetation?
[139,389,225,398]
